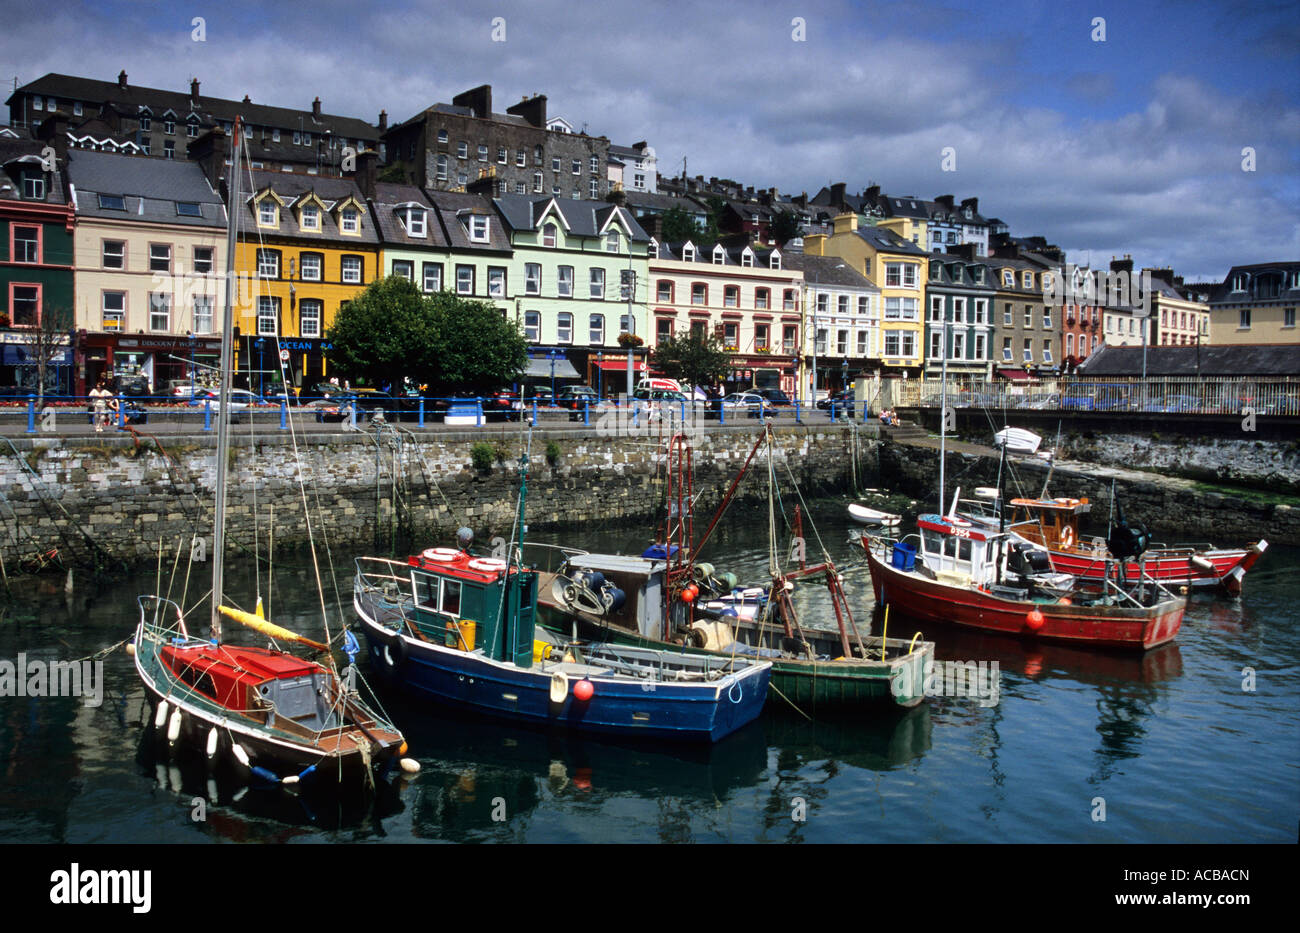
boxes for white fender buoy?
[154,700,169,729]
[399,758,421,774]
[125,641,136,657]
[207,778,219,803]
[1190,556,1215,574]
[167,708,182,745]
[549,671,569,704]
[206,728,219,760]
[231,743,250,768]
[282,774,300,785]
[168,764,183,793]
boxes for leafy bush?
[546,440,561,465]
[471,442,495,472]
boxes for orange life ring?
[1060,526,1075,548]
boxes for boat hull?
[537,601,933,711]
[356,595,770,743]
[1034,541,1268,596]
[133,627,401,789]
[865,546,1185,650]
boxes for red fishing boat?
[1004,496,1267,596]
[863,513,1186,651]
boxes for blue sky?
[2,0,1296,280]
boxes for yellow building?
[1206,263,1300,346]
[233,172,379,389]
[803,213,928,371]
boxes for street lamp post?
[188,331,195,397]
[548,348,560,399]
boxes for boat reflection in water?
[133,711,408,839]
[385,695,768,841]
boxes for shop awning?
[592,359,646,374]
[995,368,1033,382]
[2,346,69,365]
[523,357,580,379]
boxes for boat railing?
[519,541,589,573]
[353,555,412,587]
[137,594,189,638]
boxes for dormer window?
[542,223,557,248]
[340,207,359,233]
[22,173,45,200]
[469,215,489,243]
[741,250,754,267]
[405,209,427,237]
[1230,273,1247,292]
[605,230,619,253]
[258,200,278,226]
[682,244,696,262]
[647,238,658,259]
[175,202,202,217]
[712,245,725,265]
[1002,269,1014,288]
[769,252,781,270]
[300,204,320,231]
[98,193,126,211]
[1022,272,1033,288]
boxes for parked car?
[723,391,776,419]
[425,389,522,423]
[816,388,856,414]
[114,374,151,398]
[314,388,400,423]
[753,387,792,407]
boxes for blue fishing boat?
[352,450,770,743]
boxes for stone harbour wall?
[0,426,869,569]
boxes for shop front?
[79,333,225,396]
[0,332,73,396]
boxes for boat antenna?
[1038,420,1063,498]
[210,116,242,642]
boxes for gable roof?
[240,169,376,242]
[0,137,68,205]
[782,253,875,289]
[492,194,650,242]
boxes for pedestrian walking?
[88,378,118,433]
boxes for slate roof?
[492,194,650,243]
[624,189,708,216]
[653,240,783,269]
[0,137,68,204]
[427,190,512,252]
[1078,343,1300,377]
[853,224,929,256]
[781,253,875,289]
[242,170,376,243]
[66,149,223,226]
[368,183,447,249]
[9,73,378,141]
[1207,262,1300,305]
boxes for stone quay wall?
[0,425,871,569]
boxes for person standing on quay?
[88,378,117,433]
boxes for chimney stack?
[188,127,228,189]
[935,194,955,211]
[38,110,69,163]
[455,85,494,120]
[118,70,128,92]
[830,181,847,207]
[1110,255,1133,275]
[312,97,321,119]
[865,184,881,203]
[960,196,979,214]
[354,149,379,200]
[378,109,388,132]
[190,78,200,102]
[832,212,858,236]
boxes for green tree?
[660,206,701,245]
[324,276,434,390]
[770,209,801,246]
[650,330,732,391]
[424,291,528,394]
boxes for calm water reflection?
[1,499,1295,842]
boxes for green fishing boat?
[535,430,934,716]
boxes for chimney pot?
[378,109,388,132]
[118,70,128,91]
[190,78,200,101]
[312,97,321,119]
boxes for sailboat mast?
[210,118,242,640]
[938,318,948,513]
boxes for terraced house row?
[2,69,1296,398]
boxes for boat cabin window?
[414,573,462,616]
[958,537,972,562]
[921,529,943,555]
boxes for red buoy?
[1058,597,1072,606]
[1026,608,1045,630]
[574,679,594,702]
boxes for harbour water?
[1,500,1296,843]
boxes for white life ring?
[468,557,508,573]
[948,517,971,527]
[1060,526,1075,547]
[422,547,458,562]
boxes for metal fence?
[895,376,1300,415]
